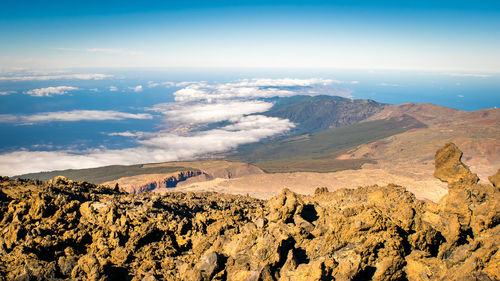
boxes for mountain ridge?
[262,95,386,134]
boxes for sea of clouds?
[0,75,355,176]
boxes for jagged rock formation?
[0,144,498,280]
[489,169,500,188]
[434,142,479,185]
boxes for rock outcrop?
[120,170,203,194]
[434,142,479,185]
[0,143,498,280]
[489,169,500,187]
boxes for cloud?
[171,78,353,102]
[57,47,143,56]
[0,115,293,176]
[107,131,145,137]
[443,73,493,78]
[0,73,113,81]
[0,110,153,125]
[175,81,199,87]
[0,91,16,95]
[139,115,293,150]
[147,81,160,88]
[129,85,143,92]
[147,81,197,88]
[109,86,118,92]
[150,100,273,124]
[173,84,295,102]
[25,86,78,97]
[228,78,337,87]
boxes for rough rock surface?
[434,142,479,185]
[0,144,498,280]
[489,169,500,188]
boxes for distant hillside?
[229,114,426,172]
[262,95,386,134]
[14,164,196,184]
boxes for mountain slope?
[347,104,500,181]
[229,114,426,172]
[262,95,386,134]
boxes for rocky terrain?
[0,143,498,280]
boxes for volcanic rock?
[489,168,500,187]
[434,142,479,184]
[0,143,498,280]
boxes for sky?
[0,1,499,176]
[1,0,500,72]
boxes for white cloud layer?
[0,110,153,125]
[0,91,16,95]
[0,77,350,176]
[147,81,160,88]
[146,81,201,89]
[107,131,145,137]
[171,78,352,102]
[173,84,295,102]
[228,78,337,87]
[0,73,113,81]
[25,86,79,97]
[129,85,143,92]
[0,115,293,176]
[109,86,118,92]
[150,100,273,123]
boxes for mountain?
[262,95,386,134]
[1,144,498,280]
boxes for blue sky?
[1,0,500,71]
